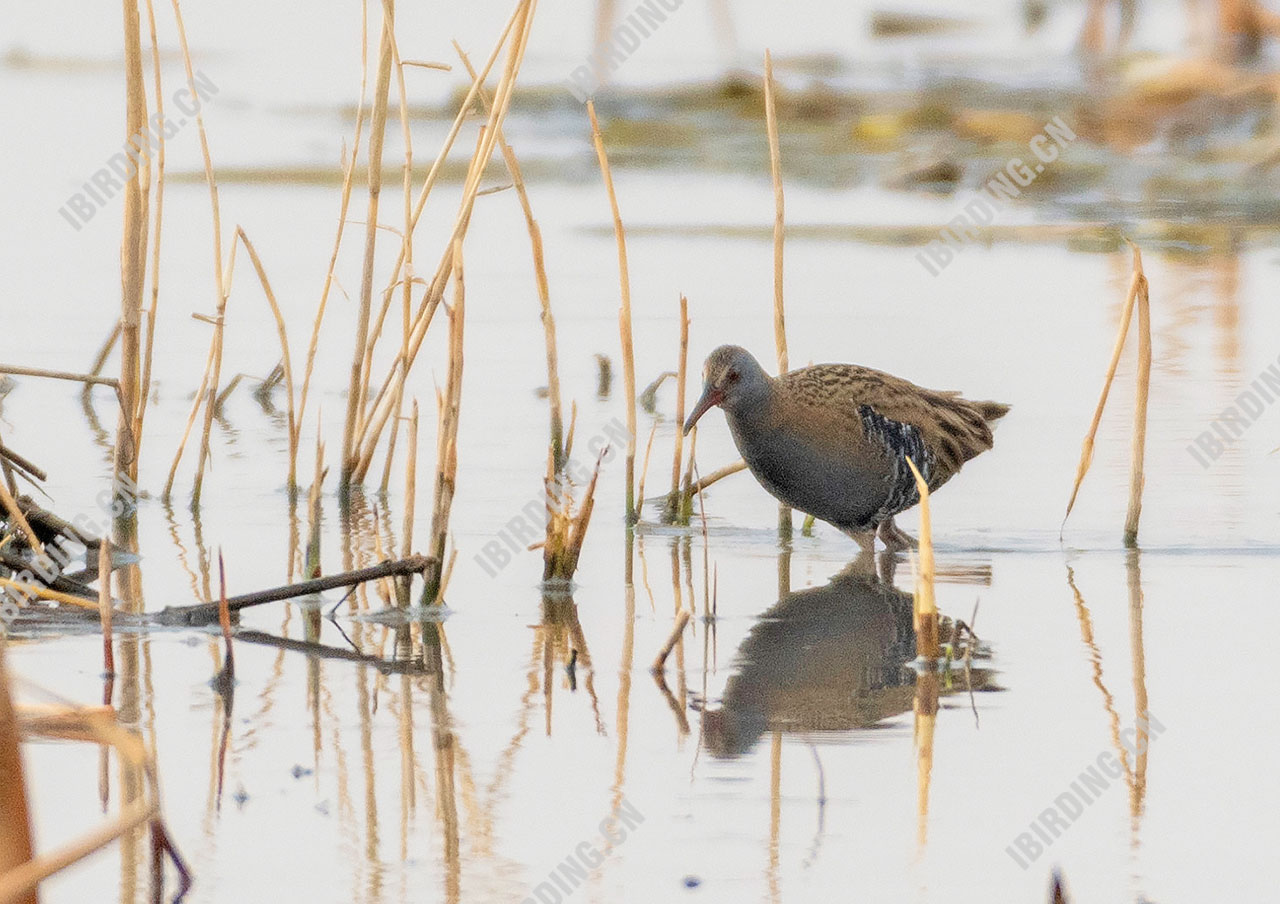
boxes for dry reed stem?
[0,699,188,904]
[372,6,416,497]
[763,50,791,538]
[352,1,536,484]
[216,550,234,676]
[906,457,939,661]
[295,0,370,488]
[0,365,119,390]
[83,323,121,391]
[424,242,465,603]
[366,3,524,342]
[664,295,690,523]
[161,346,213,500]
[234,228,299,490]
[651,609,691,672]
[0,645,36,904]
[0,443,44,485]
[169,0,228,505]
[564,402,578,462]
[0,481,42,557]
[456,44,566,472]
[913,670,939,849]
[98,539,115,678]
[0,578,104,613]
[1124,249,1151,547]
[543,450,606,581]
[690,458,747,495]
[353,1,532,478]
[341,0,397,487]
[1062,242,1148,536]
[587,100,638,523]
[304,428,325,580]
[15,705,116,739]
[191,244,234,508]
[118,0,147,484]
[133,0,167,453]
[401,399,419,560]
[635,424,658,516]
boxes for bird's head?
[683,345,771,436]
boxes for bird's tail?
[975,400,1011,424]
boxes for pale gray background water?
[2,2,1278,902]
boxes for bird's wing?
[789,364,997,479]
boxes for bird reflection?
[703,560,994,758]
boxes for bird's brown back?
[774,363,1009,486]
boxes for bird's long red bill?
[683,386,724,436]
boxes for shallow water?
[4,4,1280,903]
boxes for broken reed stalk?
[543,450,606,582]
[651,608,691,672]
[98,539,115,678]
[663,295,690,524]
[587,100,638,524]
[233,228,299,491]
[763,50,791,539]
[456,44,566,473]
[0,645,36,904]
[905,457,939,661]
[349,1,536,487]
[1062,241,1150,546]
[340,0,396,489]
[423,242,465,605]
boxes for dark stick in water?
[157,555,433,626]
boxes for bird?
[682,345,1009,550]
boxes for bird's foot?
[876,518,918,552]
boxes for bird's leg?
[846,546,878,578]
[844,526,877,553]
[875,548,898,584]
[876,517,918,551]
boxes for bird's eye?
[726,369,740,384]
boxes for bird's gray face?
[683,345,768,435]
